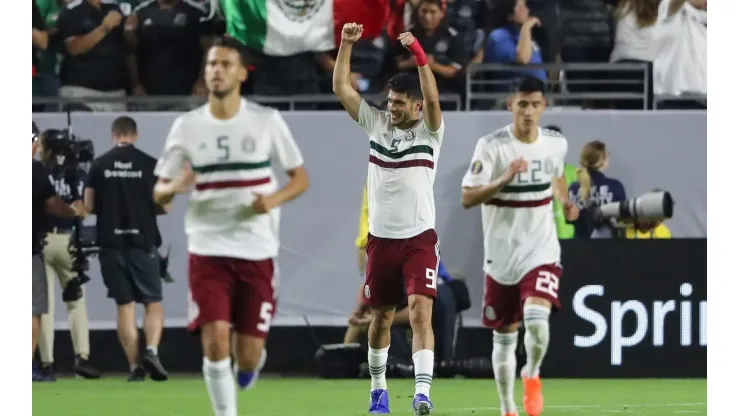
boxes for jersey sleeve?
[154,116,188,180]
[423,117,445,142]
[357,99,385,134]
[461,138,495,188]
[270,110,304,171]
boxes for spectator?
[34,0,66,109]
[396,0,466,99]
[484,0,547,88]
[124,0,211,109]
[524,0,562,64]
[57,0,128,112]
[544,125,578,239]
[653,0,706,109]
[33,1,50,108]
[444,0,484,59]
[568,141,627,239]
[607,0,662,109]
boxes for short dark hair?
[387,73,423,100]
[211,36,250,68]
[111,116,138,137]
[544,125,562,134]
[511,76,546,95]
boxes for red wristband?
[408,39,428,66]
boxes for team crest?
[276,0,326,23]
[404,130,416,142]
[364,284,371,299]
[470,160,483,174]
[484,306,496,321]
[435,40,448,53]
[241,136,256,153]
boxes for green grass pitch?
[33,377,707,416]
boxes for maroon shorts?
[187,254,277,338]
[481,263,562,329]
[363,229,440,308]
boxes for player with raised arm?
[333,22,445,416]
[460,76,579,416]
[152,37,309,416]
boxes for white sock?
[523,305,551,378]
[368,345,389,391]
[146,345,158,355]
[412,349,434,397]
[203,358,237,416]
[492,331,518,414]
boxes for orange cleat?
[522,375,544,416]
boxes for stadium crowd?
[32,0,706,111]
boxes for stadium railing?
[466,62,654,110]
[31,93,464,112]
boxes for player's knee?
[370,308,394,332]
[201,322,231,361]
[408,295,433,330]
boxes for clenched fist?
[397,32,417,49]
[341,23,363,43]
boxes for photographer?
[32,129,81,377]
[35,130,101,381]
[567,141,627,238]
[84,116,170,382]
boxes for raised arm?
[332,23,364,122]
[398,32,442,132]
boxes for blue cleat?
[235,348,267,390]
[368,389,390,414]
[412,393,433,415]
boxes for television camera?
[38,112,97,302]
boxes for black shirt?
[33,2,46,72]
[134,0,208,95]
[57,0,128,91]
[45,166,87,231]
[33,161,57,255]
[401,25,467,93]
[87,145,161,249]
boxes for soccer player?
[152,37,309,416]
[460,76,579,416]
[333,22,445,416]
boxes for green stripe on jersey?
[500,183,551,193]
[192,160,271,174]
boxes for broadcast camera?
[40,125,98,302]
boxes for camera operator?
[34,130,101,381]
[567,141,627,238]
[32,131,81,377]
[84,116,171,382]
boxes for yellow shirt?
[355,187,369,249]
[624,223,672,239]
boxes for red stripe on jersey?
[485,196,553,208]
[195,177,271,191]
[369,156,434,169]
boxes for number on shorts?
[425,268,437,290]
[534,271,559,299]
[256,302,273,333]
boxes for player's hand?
[251,193,276,214]
[341,23,363,43]
[71,200,86,218]
[349,309,371,326]
[522,17,541,31]
[102,11,123,30]
[398,32,418,49]
[502,157,528,183]
[563,201,580,221]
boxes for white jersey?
[357,100,445,239]
[154,99,304,261]
[461,125,567,285]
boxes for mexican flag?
[219,0,389,57]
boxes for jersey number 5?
[390,138,401,153]
[256,302,273,333]
[217,136,229,161]
[534,270,559,299]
